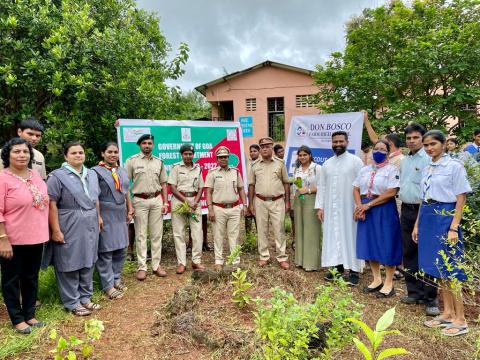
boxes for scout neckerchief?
[5,169,49,210]
[366,159,389,198]
[98,161,122,192]
[62,162,90,197]
[423,154,447,201]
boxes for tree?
[166,89,211,120]
[0,0,189,167]
[314,0,480,140]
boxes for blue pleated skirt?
[356,198,402,266]
[418,202,467,281]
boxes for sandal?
[114,281,128,291]
[106,289,124,300]
[424,316,453,328]
[82,302,102,311]
[71,306,92,317]
[441,324,469,337]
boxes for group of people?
[290,117,477,337]
[0,116,478,339]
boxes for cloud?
[137,0,386,91]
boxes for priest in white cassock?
[315,130,364,286]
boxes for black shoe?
[346,272,360,286]
[363,283,383,293]
[376,288,396,298]
[400,296,424,305]
[14,325,32,334]
[324,270,343,281]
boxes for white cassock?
[315,152,364,272]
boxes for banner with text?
[117,119,247,217]
[284,112,364,176]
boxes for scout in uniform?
[125,134,168,280]
[205,146,247,270]
[416,130,471,336]
[168,144,204,274]
[248,137,291,269]
[47,142,101,316]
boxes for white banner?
[284,112,364,175]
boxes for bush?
[254,282,362,360]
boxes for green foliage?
[0,0,189,168]
[347,307,410,360]
[254,283,362,360]
[49,319,104,359]
[172,201,199,222]
[166,89,211,120]
[230,268,253,309]
[226,244,242,266]
[242,231,258,254]
[314,0,480,140]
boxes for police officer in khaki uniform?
[248,137,291,269]
[205,146,247,270]
[125,134,168,280]
[168,144,204,274]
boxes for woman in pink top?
[0,138,49,334]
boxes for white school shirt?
[293,162,321,194]
[421,155,472,203]
[352,163,400,195]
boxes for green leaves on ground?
[347,307,410,360]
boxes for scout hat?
[215,146,230,157]
[258,137,274,145]
[180,143,195,154]
[136,134,154,145]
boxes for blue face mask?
[372,151,387,164]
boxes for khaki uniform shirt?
[249,157,289,197]
[0,147,47,180]
[205,166,243,203]
[167,161,204,192]
[125,153,167,194]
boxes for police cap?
[136,134,154,145]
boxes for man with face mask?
[314,131,364,285]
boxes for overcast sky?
[137,0,386,92]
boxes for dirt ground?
[3,233,479,360]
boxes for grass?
[0,260,138,359]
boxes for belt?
[256,194,283,202]
[180,191,198,198]
[360,195,379,200]
[213,201,239,209]
[422,199,441,205]
[402,203,420,209]
[133,191,162,199]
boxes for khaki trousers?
[212,205,241,265]
[171,197,203,266]
[255,197,287,262]
[133,196,164,271]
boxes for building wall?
[202,65,319,149]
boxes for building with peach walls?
[195,60,319,149]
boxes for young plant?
[255,284,362,360]
[172,201,199,222]
[226,244,242,266]
[230,268,253,309]
[49,319,105,359]
[347,307,410,360]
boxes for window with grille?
[267,97,285,141]
[296,94,314,108]
[246,98,256,111]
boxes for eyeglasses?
[217,156,229,159]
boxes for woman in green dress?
[293,145,322,271]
